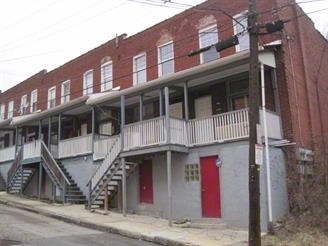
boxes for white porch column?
[183,82,189,120]
[167,150,172,227]
[164,87,170,144]
[122,157,127,216]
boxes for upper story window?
[133,53,147,85]
[61,80,70,104]
[101,61,113,92]
[83,70,93,95]
[158,41,174,76]
[47,86,56,109]
[233,12,249,52]
[20,94,28,115]
[7,100,14,119]
[0,104,5,120]
[30,89,38,113]
[199,24,219,64]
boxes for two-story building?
[0,0,327,230]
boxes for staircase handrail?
[40,141,71,187]
[87,134,121,191]
[7,147,23,185]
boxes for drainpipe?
[261,63,273,232]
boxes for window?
[229,80,249,110]
[47,86,56,109]
[30,89,38,113]
[158,42,174,76]
[20,94,28,115]
[234,12,249,51]
[184,164,199,182]
[199,25,219,63]
[101,61,113,91]
[133,53,146,85]
[61,80,70,104]
[7,101,14,119]
[0,104,5,120]
[83,70,93,95]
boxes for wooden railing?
[58,134,92,158]
[123,117,166,150]
[187,109,249,146]
[40,141,70,189]
[7,147,23,186]
[88,135,121,191]
[93,135,118,160]
[0,146,15,163]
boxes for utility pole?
[248,0,261,245]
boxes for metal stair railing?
[87,134,121,208]
[40,141,71,191]
[7,147,23,190]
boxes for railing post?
[122,158,127,217]
[38,162,42,200]
[20,165,23,195]
[104,185,108,214]
[88,181,91,210]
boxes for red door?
[139,160,154,204]
[200,156,221,217]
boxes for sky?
[0,0,327,93]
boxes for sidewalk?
[0,192,248,246]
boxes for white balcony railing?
[170,118,187,145]
[187,109,249,146]
[58,134,92,158]
[23,140,41,159]
[0,146,15,162]
[93,135,118,160]
[123,117,166,151]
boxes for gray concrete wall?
[60,154,98,196]
[126,141,289,230]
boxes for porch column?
[38,162,42,200]
[120,95,125,150]
[183,82,189,120]
[91,107,95,155]
[166,150,172,227]
[14,127,18,152]
[52,182,56,203]
[139,94,143,121]
[122,158,127,216]
[58,114,61,142]
[38,120,42,140]
[159,89,164,116]
[164,87,170,144]
[48,117,51,150]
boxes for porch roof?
[0,118,12,129]
[11,95,89,126]
[86,50,276,106]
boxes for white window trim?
[158,41,174,77]
[20,94,28,115]
[61,80,70,104]
[47,86,56,109]
[30,89,38,113]
[198,24,219,64]
[0,104,5,120]
[83,69,93,95]
[8,100,14,119]
[133,53,147,85]
[101,61,113,92]
[233,11,249,52]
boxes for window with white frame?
[7,100,14,119]
[61,80,70,104]
[199,24,219,64]
[158,41,174,76]
[133,53,147,85]
[20,94,28,115]
[30,89,38,113]
[0,104,5,120]
[47,86,56,109]
[101,61,113,91]
[83,70,93,95]
[233,12,249,52]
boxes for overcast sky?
[0,0,327,93]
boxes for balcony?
[0,146,15,163]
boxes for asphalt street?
[0,204,160,246]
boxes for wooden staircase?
[7,167,36,194]
[87,135,138,209]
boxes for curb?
[0,198,196,246]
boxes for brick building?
[0,0,327,231]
